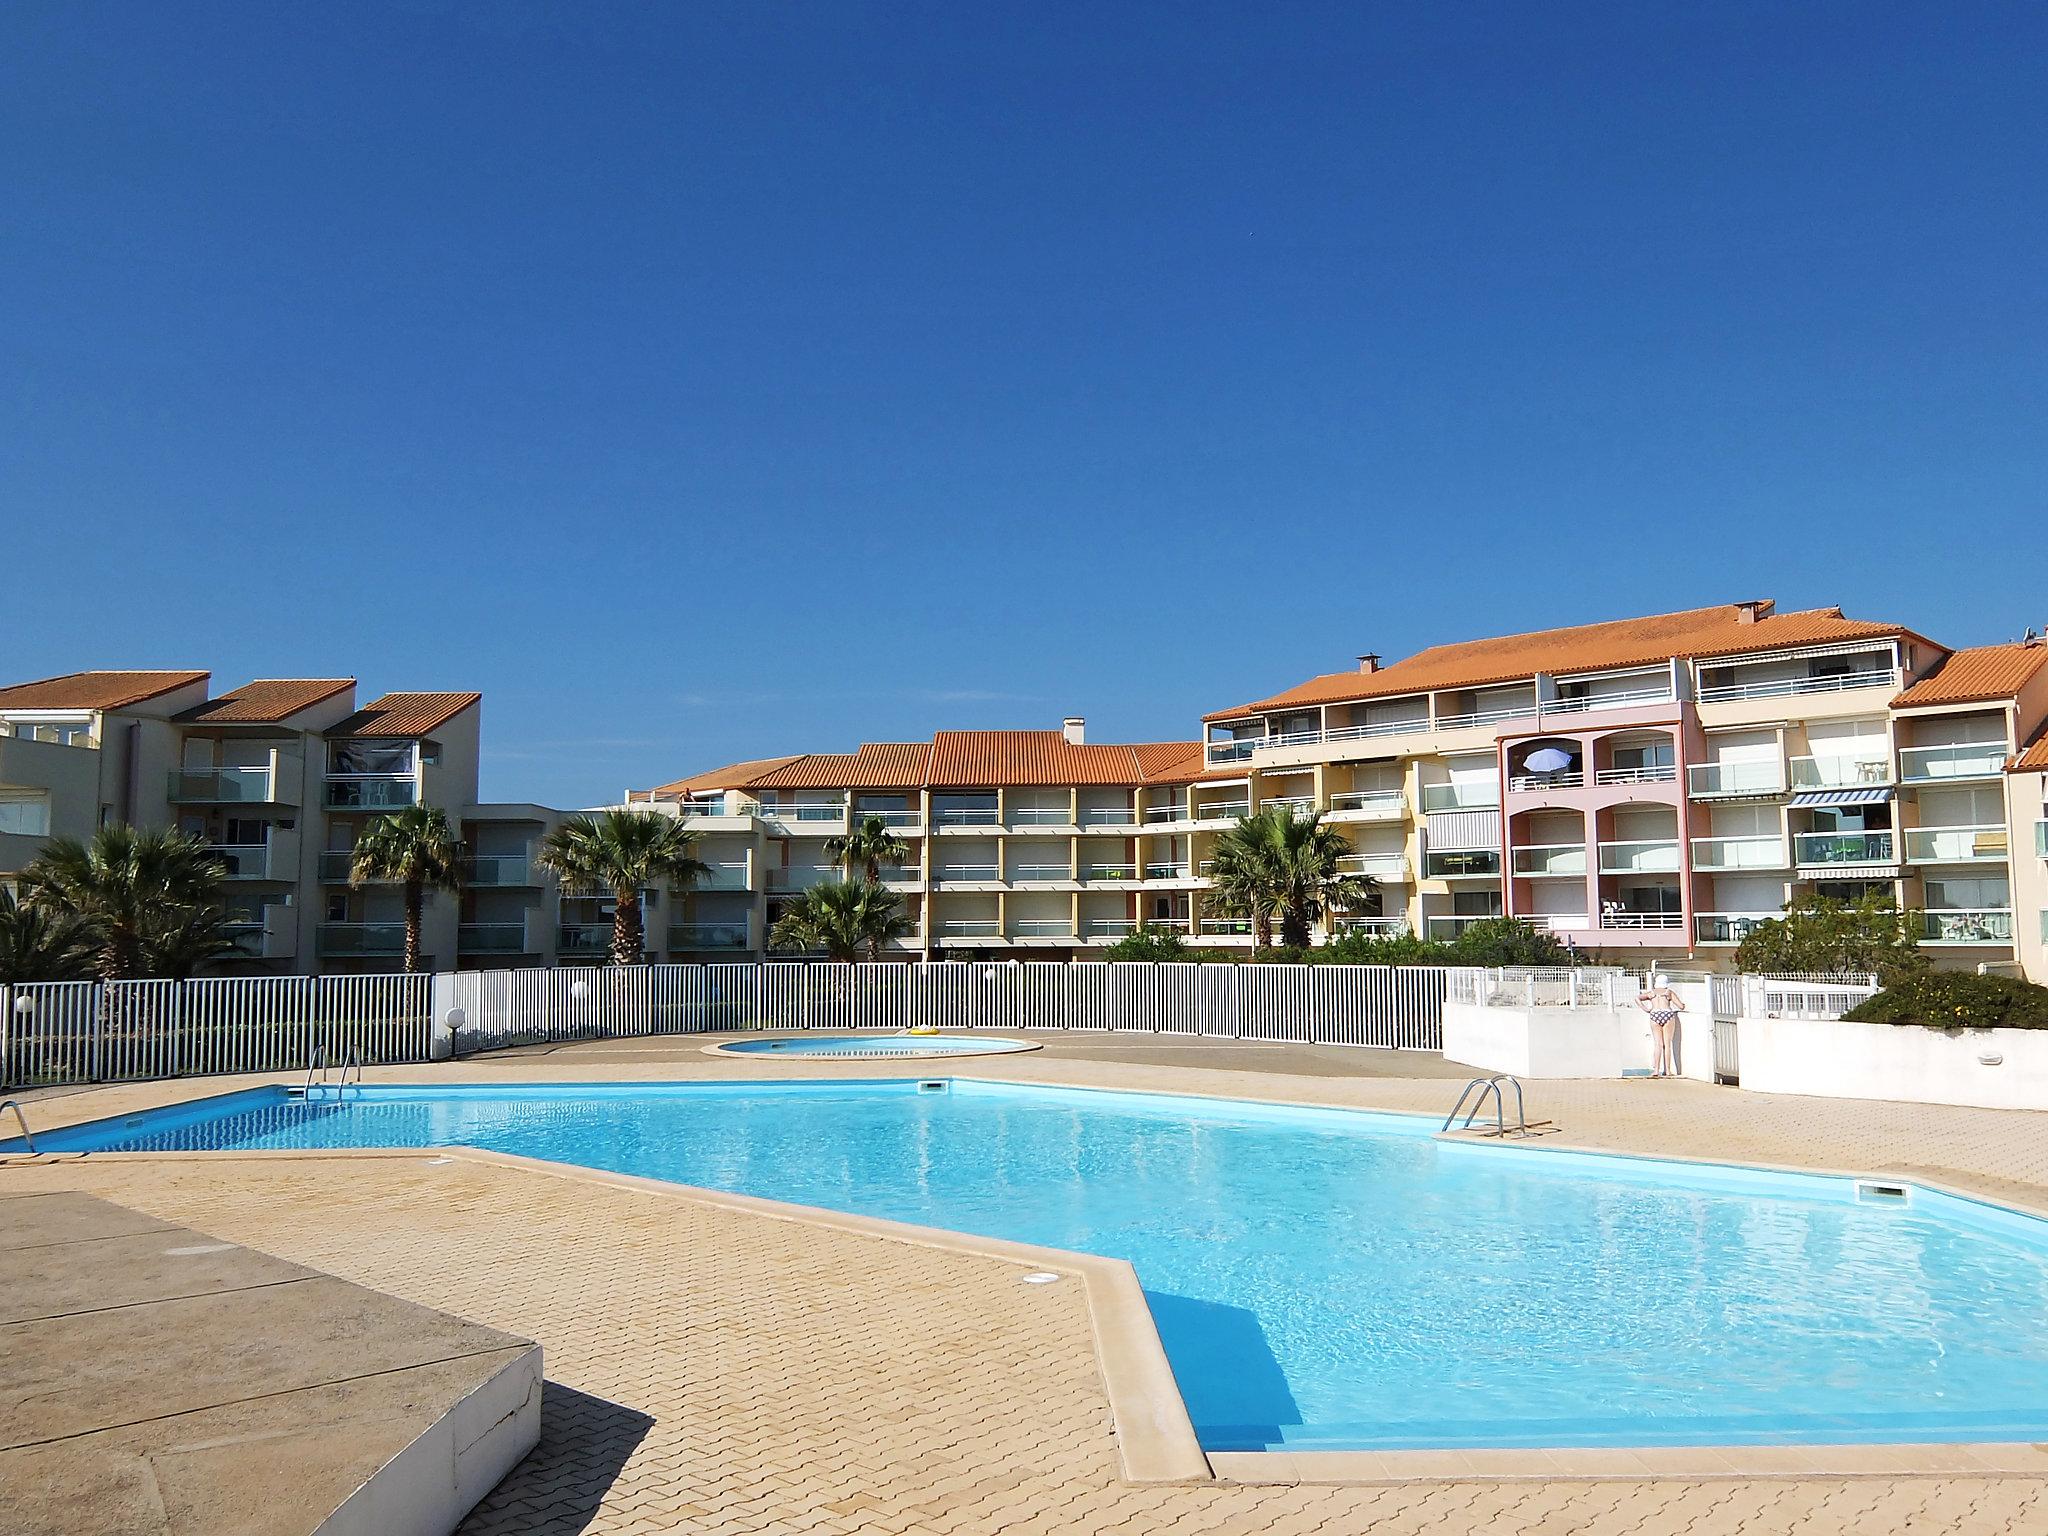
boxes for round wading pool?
[705,1034,1041,1060]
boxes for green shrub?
[1100,924,1192,962]
[1735,892,1926,984]
[1841,971,2048,1032]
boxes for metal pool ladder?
[337,1045,363,1098]
[0,1099,35,1153]
[299,1046,328,1099]
[298,1045,362,1100]
[1442,1074,1528,1138]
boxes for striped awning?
[1787,787,1894,808]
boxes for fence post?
[429,971,457,1061]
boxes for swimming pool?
[27,1079,2048,1452]
[707,1034,1039,1058]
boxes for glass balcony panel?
[1920,909,2013,943]
[1899,743,2008,782]
[1688,760,1786,797]
[1788,754,1892,789]
[458,923,526,952]
[323,776,419,810]
[1420,783,1501,812]
[1425,849,1501,878]
[172,767,276,803]
[1694,912,1778,943]
[1510,844,1587,876]
[1793,831,1895,865]
[1904,826,2009,863]
[1688,836,1788,870]
[318,922,407,955]
[1595,840,1680,873]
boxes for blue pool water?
[714,1034,1031,1057]
[29,1080,2048,1452]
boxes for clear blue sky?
[5,3,2044,806]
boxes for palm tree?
[0,885,97,983]
[1205,808,1373,950]
[349,804,462,973]
[535,809,710,966]
[140,902,245,980]
[825,815,911,882]
[20,825,228,981]
[769,879,911,962]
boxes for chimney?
[1357,653,1382,675]
[1734,600,1775,625]
[1062,716,1085,745]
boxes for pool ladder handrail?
[0,1098,35,1154]
[337,1045,363,1098]
[1442,1074,1527,1137]
[300,1045,328,1099]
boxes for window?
[0,792,50,837]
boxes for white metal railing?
[1793,830,1895,865]
[558,924,612,954]
[692,861,754,890]
[881,866,925,884]
[1788,753,1892,789]
[2037,818,2047,858]
[1920,909,2014,943]
[1596,839,1680,873]
[1695,912,1778,944]
[1424,915,1492,939]
[1082,919,1139,938]
[1696,668,1897,704]
[1009,863,1073,883]
[1419,783,1500,812]
[1598,911,1684,930]
[1689,835,1788,871]
[669,800,730,819]
[937,920,1001,937]
[934,806,1000,826]
[1510,843,1587,876]
[1903,825,2009,863]
[1543,686,1673,714]
[854,808,922,828]
[1507,771,1584,792]
[1594,764,1677,786]
[1009,807,1075,826]
[1899,743,2009,782]
[171,766,277,803]
[1079,807,1138,826]
[1008,921,1074,939]
[1446,966,1635,1010]
[209,843,273,880]
[1328,789,1405,816]
[1728,973,1881,1019]
[1333,917,1408,937]
[1260,795,1316,816]
[756,803,846,823]
[935,864,1000,882]
[1142,803,1189,824]
[1431,704,1535,731]
[1083,864,1140,881]
[1337,853,1408,880]
[767,864,839,890]
[1688,760,1786,798]
[1194,801,1250,821]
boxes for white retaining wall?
[1736,1016,2048,1111]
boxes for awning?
[1788,787,1894,808]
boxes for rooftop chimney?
[1734,600,1775,626]
[1062,716,1085,745]
[1357,653,1382,675]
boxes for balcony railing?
[1327,789,1405,817]
[934,807,1000,827]
[1695,912,1779,944]
[938,919,1000,938]
[1206,738,1260,763]
[767,865,840,891]
[1424,915,1492,939]
[881,866,925,884]
[1507,771,1583,792]
[1333,917,1408,937]
[459,923,527,952]
[1431,704,1535,731]
[1193,801,1250,822]
[1689,836,1788,871]
[1596,839,1680,873]
[2037,818,2048,858]
[1903,826,2008,863]
[755,803,846,823]
[461,854,534,887]
[558,924,613,954]
[1898,743,2009,783]
[172,767,278,803]
[1083,864,1140,881]
[1788,754,1892,789]
[936,863,1000,882]
[1424,849,1501,878]
[1142,803,1189,824]
[853,808,922,828]
[318,922,406,955]
[1337,853,1409,880]
[1260,795,1316,816]
[323,775,419,810]
[1009,921,1074,939]
[1510,843,1587,877]
[1594,764,1677,786]
[1010,863,1072,883]
[1599,910,1685,931]
[1009,807,1075,826]
[1920,909,2013,944]
[1197,918,1253,936]
[209,843,274,880]
[1083,919,1139,938]
[1079,807,1138,826]
[1144,862,1192,880]
[1695,667,1897,704]
[1793,831,1895,865]
[694,861,755,890]
[1544,686,1674,715]
[669,923,750,950]
[1688,761,1786,798]
[1419,783,1500,812]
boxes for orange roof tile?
[1204,602,1927,722]
[647,755,804,798]
[641,732,1207,795]
[175,678,355,725]
[1892,642,2048,709]
[928,731,1160,788]
[750,744,934,790]
[1131,741,1209,784]
[327,691,480,738]
[2012,731,2048,774]
[0,670,209,711]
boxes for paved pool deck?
[4,1031,2047,1535]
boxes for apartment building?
[0,671,563,973]
[1199,602,2048,973]
[627,722,1309,957]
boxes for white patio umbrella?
[1522,746,1576,773]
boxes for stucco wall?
[1737,1015,2048,1111]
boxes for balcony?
[1008,807,1076,828]
[1197,918,1253,937]
[1688,761,1786,799]
[1142,803,1189,825]
[1431,703,1535,731]
[935,863,1000,883]
[1695,912,1779,945]
[1599,910,1685,932]
[223,907,297,962]
[1082,863,1140,882]
[462,854,535,887]
[1904,826,2010,864]
[1507,771,1583,793]
[1596,839,1680,874]
[209,843,276,880]
[1333,917,1408,938]
[934,807,1000,828]
[1009,863,1073,884]
[1424,915,1492,939]
[1206,739,1259,764]
[881,867,925,886]
[1008,921,1075,941]
[1689,835,1789,871]
[755,803,847,828]
[1193,801,1250,823]
[318,922,406,956]
[559,923,613,957]
[1510,843,1587,877]
[1082,919,1139,939]
[1594,764,1677,787]
[1259,795,1317,818]
[937,919,1000,938]
[1337,853,1409,881]
[2038,818,2048,858]
[1544,685,1674,715]
[1793,830,1896,866]
[1920,909,2013,944]
[1079,807,1139,827]
[1419,783,1501,813]
[768,864,841,892]
[1788,754,1892,790]
[854,808,922,828]
[1144,861,1192,881]
[1898,743,2008,783]
[691,860,754,891]
[669,923,750,950]
[1424,849,1501,878]
[1695,668,1897,704]
[459,923,528,953]
[172,766,280,804]
[1326,789,1405,820]
[323,775,419,811]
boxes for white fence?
[2,961,1448,1089]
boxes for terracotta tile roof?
[2012,731,2048,774]
[1204,602,1928,722]
[928,731,1178,788]
[327,691,480,738]
[175,678,355,725]
[1892,642,2048,709]
[750,744,934,790]
[647,756,804,798]
[1131,741,1209,784]
[642,733,1207,795]
[0,670,209,711]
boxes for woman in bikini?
[1636,977,1685,1077]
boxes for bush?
[1442,917,1573,968]
[1099,924,1193,962]
[1735,892,1927,983]
[1841,971,2048,1032]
